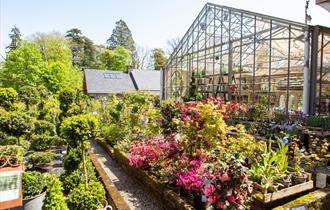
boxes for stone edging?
[97,140,195,210]
[89,148,131,210]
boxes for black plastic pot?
[292,174,307,185]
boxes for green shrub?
[28,152,54,168]
[101,124,127,145]
[61,160,97,194]
[0,136,18,145]
[34,120,56,135]
[63,148,81,173]
[306,116,330,129]
[0,111,34,139]
[22,171,47,199]
[67,181,105,210]
[30,135,65,151]
[42,175,68,210]
[0,87,18,111]
[60,114,99,148]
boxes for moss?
[272,193,317,210]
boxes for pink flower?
[220,173,230,182]
[227,194,235,204]
[207,195,217,204]
[203,184,215,196]
[218,201,225,209]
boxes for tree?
[0,87,18,111]
[98,46,131,71]
[107,19,135,52]
[1,42,46,90]
[151,48,167,70]
[33,32,72,66]
[66,29,97,68]
[7,26,22,52]
[134,45,151,70]
[42,175,69,210]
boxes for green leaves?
[22,171,47,199]
[42,175,68,210]
[97,46,132,71]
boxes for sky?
[1,0,330,58]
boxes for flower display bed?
[97,140,194,210]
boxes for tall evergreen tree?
[151,48,167,70]
[7,26,22,52]
[66,28,96,68]
[107,20,135,53]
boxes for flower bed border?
[89,148,131,210]
[97,140,194,210]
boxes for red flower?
[218,201,225,209]
[227,194,235,203]
[207,195,217,204]
[204,184,215,196]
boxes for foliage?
[107,19,135,53]
[160,99,180,134]
[0,136,18,146]
[30,135,63,151]
[249,141,288,189]
[201,153,252,209]
[34,120,56,135]
[244,104,270,122]
[58,88,77,116]
[28,151,54,168]
[67,181,106,210]
[42,175,68,210]
[61,160,97,194]
[0,111,34,139]
[98,47,131,71]
[128,135,181,169]
[0,87,18,111]
[22,171,47,199]
[306,115,330,129]
[18,86,40,109]
[66,28,97,68]
[182,71,203,102]
[60,114,99,148]
[0,43,46,90]
[101,92,161,146]
[151,48,167,70]
[176,98,257,158]
[63,148,82,174]
[6,25,22,52]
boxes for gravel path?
[90,141,164,210]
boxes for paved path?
[90,141,163,210]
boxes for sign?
[289,204,308,210]
[0,166,23,210]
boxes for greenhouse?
[164,3,330,116]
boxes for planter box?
[97,141,194,210]
[301,126,330,136]
[253,173,313,204]
[0,165,23,210]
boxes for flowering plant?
[176,151,252,209]
[128,135,181,169]
[202,153,252,210]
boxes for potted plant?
[22,171,47,210]
[42,175,68,210]
[291,155,308,185]
[27,152,54,171]
[0,145,24,167]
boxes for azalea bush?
[175,151,252,209]
[128,135,181,169]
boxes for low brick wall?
[97,140,194,210]
[89,149,131,210]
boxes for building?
[84,69,161,98]
[163,3,330,115]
